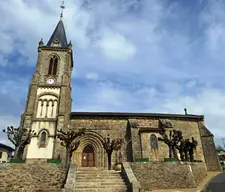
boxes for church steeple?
[46,1,68,48]
[46,20,68,48]
[21,0,73,161]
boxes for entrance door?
[82,145,95,167]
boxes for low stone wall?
[0,163,67,192]
[130,162,207,191]
[63,163,76,191]
[191,162,207,185]
[121,162,141,192]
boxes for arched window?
[48,58,53,75]
[40,131,47,147]
[150,134,158,150]
[48,55,58,75]
[53,59,58,75]
[150,134,159,161]
[36,95,58,118]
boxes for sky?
[1,0,225,147]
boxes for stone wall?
[130,162,207,191]
[139,119,205,162]
[191,162,208,185]
[198,122,221,171]
[69,116,216,171]
[70,118,127,139]
[70,118,127,167]
[0,163,67,192]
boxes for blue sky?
[1,0,225,147]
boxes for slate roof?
[0,143,14,152]
[70,112,204,120]
[46,20,68,48]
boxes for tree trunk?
[14,146,20,159]
[66,148,71,166]
[169,146,172,158]
[172,146,178,160]
[179,149,184,161]
[115,151,118,164]
[107,152,112,170]
[14,141,26,159]
[189,150,194,162]
[184,151,189,161]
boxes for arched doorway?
[82,145,95,167]
[72,131,105,168]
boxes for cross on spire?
[60,1,65,20]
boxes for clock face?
[47,78,55,85]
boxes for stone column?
[53,115,66,161]
[25,84,38,115]
[22,115,32,158]
[131,128,142,161]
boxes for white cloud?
[186,80,197,88]
[160,87,225,139]
[97,29,136,61]
[73,78,225,143]
[85,72,99,81]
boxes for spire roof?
[46,20,68,48]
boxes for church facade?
[20,17,221,172]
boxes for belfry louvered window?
[48,55,58,75]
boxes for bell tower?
[21,3,73,159]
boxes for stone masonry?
[69,113,220,173]
[130,161,207,191]
[0,163,67,192]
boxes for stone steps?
[75,182,125,187]
[76,179,123,182]
[76,171,121,174]
[74,168,127,192]
[76,173,121,176]
[73,187,126,192]
[76,175,122,179]
[73,187,127,192]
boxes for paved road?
[204,172,225,192]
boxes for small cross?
[60,1,65,19]
[184,108,187,115]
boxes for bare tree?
[101,135,123,170]
[158,129,183,160]
[57,128,85,166]
[3,126,36,159]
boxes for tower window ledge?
[41,47,69,52]
[25,113,33,116]
[44,75,58,78]
[33,118,57,122]
[33,134,55,138]
[39,84,61,88]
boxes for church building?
[20,12,220,172]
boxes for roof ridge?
[70,112,204,119]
